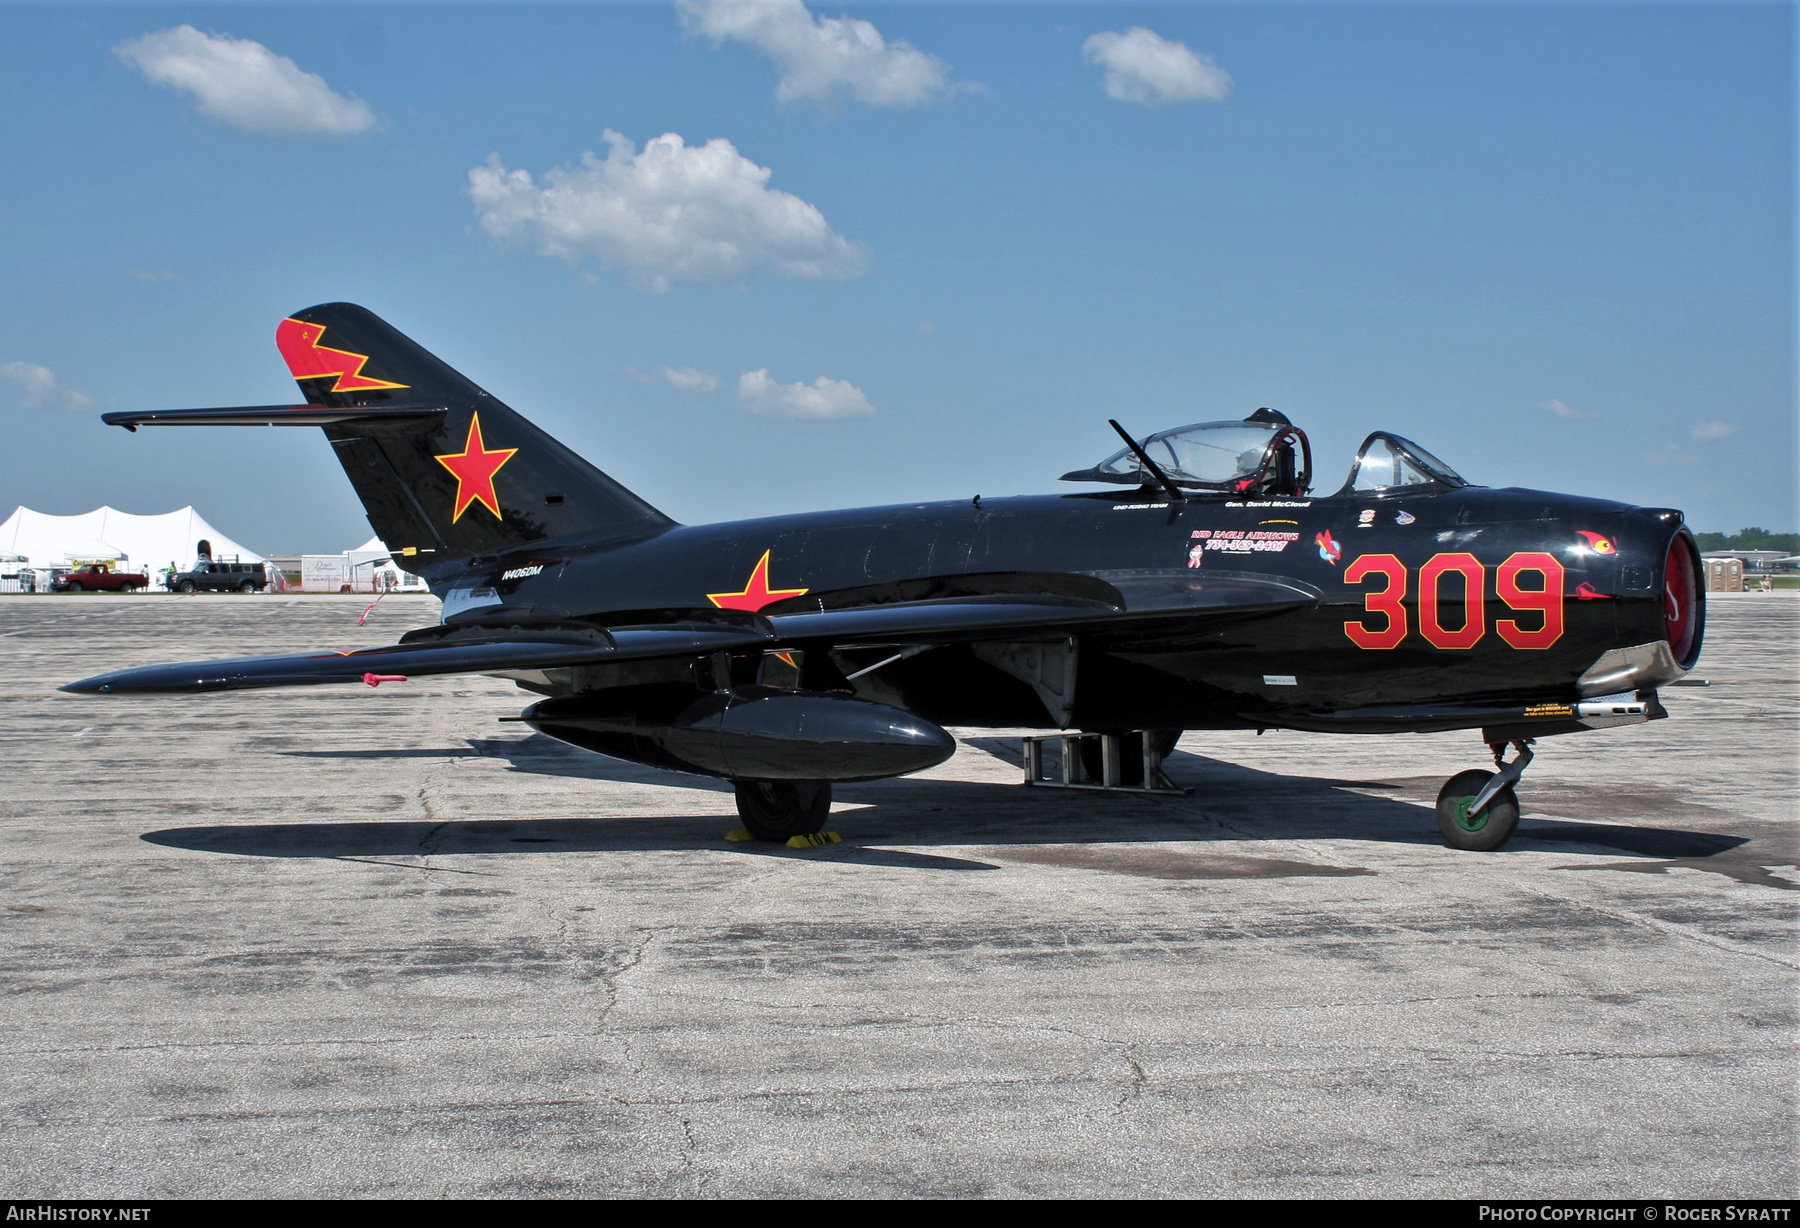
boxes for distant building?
[1701,548,1791,571]
[289,536,429,593]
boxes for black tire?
[1078,730,1181,786]
[178,580,196,594]
[238,580,256,593]
[119,583,135,594]
[65,582,82,593]
[1436,769,1520,851]
[734,780,831,842]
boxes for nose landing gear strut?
[1436,740,1533,851]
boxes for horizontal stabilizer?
[102,404,447,431]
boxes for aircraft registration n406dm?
[75,304,1705,850]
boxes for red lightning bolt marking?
[434,413,518,522]
[707,551,809,612]
[276,318,409,393]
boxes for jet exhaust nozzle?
[522,686,956,782]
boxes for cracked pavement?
[0,593,1793,1197]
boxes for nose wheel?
[1435,740,1532,851]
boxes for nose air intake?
[1663,533,1702,669]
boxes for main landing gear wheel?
[1436,769,1520,851]
[734,780,831,842]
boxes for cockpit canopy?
[1062,412,1470,499]
[1339,432,1469,495]
[1060,411,1314,497]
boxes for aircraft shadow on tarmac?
[147,734,1779,884]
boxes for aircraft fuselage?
[436,483,1690,736]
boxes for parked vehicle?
[51,563,152,593]
[168,560,269,594]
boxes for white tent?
[0,506,264,591]
[298,535,428,592]
[355,536,429,592]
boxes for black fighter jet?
[70,304,1705,851]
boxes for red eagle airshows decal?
[1576,531,1617,554]
[707,550,809,612]
[276,318,409,393]
[434,412,518,522]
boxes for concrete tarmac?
[1,592,1794,1198]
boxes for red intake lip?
[1663,534,1699,666]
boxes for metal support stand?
[1020,731,1189,795]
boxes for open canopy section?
[0,506,264,587]
[1062,410,1312,497]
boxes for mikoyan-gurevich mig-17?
[68,304,1705,851]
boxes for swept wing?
[63,570,1315,694]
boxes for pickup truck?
[51,563,152,593]
[168,561,268,594]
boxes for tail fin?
[278,303,672,561]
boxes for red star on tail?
[434,413,517,522]
[707,550,809,612]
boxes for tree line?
[1692,527,1800,553]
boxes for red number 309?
[1344,551,1564,650]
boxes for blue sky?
[2,2,1793,552]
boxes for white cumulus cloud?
[114,25,375,138]
[1538,398,1600,421]
[2,362,92,411]
[1640,443,1702,468]
[628,365,722,393]
[468,132,866,292]
[1689,421,1737,442]
[738,369,876,419]
[678,0,957,109]
[1082,27,1231,106]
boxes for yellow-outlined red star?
[707,550,808,612]
[434,412,517,522]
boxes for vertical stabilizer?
[279,303,672,562]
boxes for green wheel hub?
[1452,795,1490,833]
